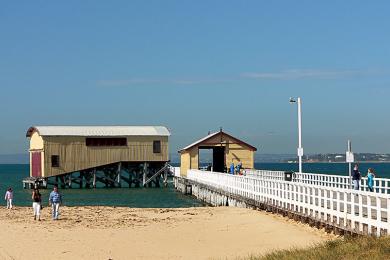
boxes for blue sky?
[1,1,390,155]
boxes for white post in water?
[346,140,354,189]
[290,97,303,173]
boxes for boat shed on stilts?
[25,126,171,189]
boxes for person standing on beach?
[49,185,62,220]
[367,168,376,192]
[4,187,13,209]
[32,188,42,221]
[352,165,361,190]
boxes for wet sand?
[0,206,335,259]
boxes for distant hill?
[0,154,29,164]
[255,154,296,162]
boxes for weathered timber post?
[60,175,66,188]
[163,163,168,187]
[68,173,72,188]
[79,172,83,188]
[103,168,108,188]
[117,162,122,187]
[92,168,96,188]
[143,162,148,187]
[85,170,91,188]
[128,170,132,188]
[135,170,140,187]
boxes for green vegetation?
[251,236,390,260]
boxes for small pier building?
[178,129,257,176]
[25,126,171,188]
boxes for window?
[86,138,127,147]
[153,140,161,153]
[51,155,60,167]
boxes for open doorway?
[198,146,225,173]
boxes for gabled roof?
[179,131,257,152]
[26,126,170,137]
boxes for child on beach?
[4,187,13,209]
[367,168,376,192]
[32,188,42,221]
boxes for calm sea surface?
[1,163,390,207]
[0,164,203,207]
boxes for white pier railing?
[188,169,390,236]
[169,166,181,177]
[245,169,390,194]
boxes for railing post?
[367,194,372,235]
[376,196,381,237]
[387,198,390,233]
[358,193,363,232]
[344,190,349,229]
[336,191,341,225]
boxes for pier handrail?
[188,169,390,236]
[169,166,181,177]
[245,169,390,194]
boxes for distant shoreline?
[1,161,390,165]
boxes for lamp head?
[289,97,296,103]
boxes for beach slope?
[0,206,334,259]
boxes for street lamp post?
[346,140,354,189]
[290,97,303,173]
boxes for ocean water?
[0,164,203,208]
[1,163,390,207]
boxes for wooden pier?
[23,162,174,189]
[175,169,390,237]
[22,177,47,189]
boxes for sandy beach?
[0,206,335,260]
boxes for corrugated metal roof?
[26,126,170,137]
[179,132,220,151]
[178,131,257,152]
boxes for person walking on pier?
[236,162,242,175]
[32,188,42,221]
[230,163,235,174]
[367,168,376,192]
[352,165,361,190]
[49,185,62,220]
[4,187,13,209]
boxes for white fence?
[169,166,181,177]
[245,169,390,194]
[188,169,390,236]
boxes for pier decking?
[175,169,390,237]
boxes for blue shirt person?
[236,162,242,174]
[229,163,235,174]
[367,168,376,192]
[49,186,62,220]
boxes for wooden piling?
[93,168,96,188]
